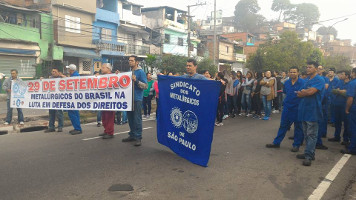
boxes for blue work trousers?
[273,119,303,147]
[348,112,356,153]
[68,110,81,131]
[334,105,349,142]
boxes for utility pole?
[213,0,217,66]
[187,2,206,57]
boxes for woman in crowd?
[215,72,228,127]
[236,71,244,115]
[251,71,263,119]
[240,71,254,117]
[260,71,276,120]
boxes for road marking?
[85,118,155,126]
[82,127,153,141]
[308,154,351,200]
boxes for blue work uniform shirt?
[298,75,325,122]
[282,78,305,122]
[347,79,356,112]
[328,77,340,103]
[181,73,208,80]
[321,76,330,103]
[133,67,147,101]
[334,80,349,107]
[71,71,80,77]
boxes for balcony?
[235,53,246,62]
[94,39,125,56]
[125,44,150,56]
[95,8,120,25]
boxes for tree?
[197,58,217,75]
[322,55,352,71]
[285,3,320,29]
[317,26,338,38]
[234,0,266,33]
[246,31,323,72]
[271,0,292,22]
[145,54,157,73]
[156,55,187,74]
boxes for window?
[226,46,229,53]
[123,4,131,10]
[132,6,141,16]
[65,15,80,33]
[164,34,170,44]
[178,37,183,46]
[101,28,112,41]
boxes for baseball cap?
[0,73,4,79]
[66,64,77,71]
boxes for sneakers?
[19,121,24,125]
[296,154,315,160]
[102,134,114,139]
[290,146,299,152]
[216,123,223,127]
[316,144,328,150]
[122,137,136,142]
[341,141,350,146]
[262,116,270,120]
[222,115,229,120]
[272,110,280,114]
[340,149,356,155]
[134,139,142,146]
[57,128,63,132]
[3,122,9,125]
[97,122,101,127]
[44,129,55,133]
[303,158,312,166]
[239,113,245,117]
[266,143,280,148]
[69,130,82,135]
[328,138,340,142]
[98,133,106,136]
[246,113,253,117]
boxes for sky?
[130,0,356,44]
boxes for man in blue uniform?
[296,61,325,166]
[342,68,356,155]
[328,70,350,144]
[316,65,329,150]
[266,66,305,152]
[327,68,340,126]
[66,64,82,135]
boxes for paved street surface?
[1,114,356,200]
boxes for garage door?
[0,55,36,78]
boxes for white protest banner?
[10,72,133,111]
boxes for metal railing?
[125,44,150,56]
[97,41,125,53]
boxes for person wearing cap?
[122,55,148,146]
[66,64,82,135]
[97,63,116,139]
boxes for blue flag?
[157,75,221,167]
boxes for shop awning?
[63,47,100,59]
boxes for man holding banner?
[3,69,25,125]
[157,59,220,167]
[66,64,82,135]
[122,56,147,146]
[45,67,65,133]
[98,63,116,139]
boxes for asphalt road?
[0,114,356,200]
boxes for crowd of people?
[2,57,356,163]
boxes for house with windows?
[52,0,100,75]
[142,6,188,56]
[92,0,125,72]
[0,1,62,78]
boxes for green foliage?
[322,55,352,71]
[234,0,265,33]
[317,26,338,38]
[157,55,188,74]
[246,31,323,72]
[197,58,217,75]
[285,3,320,29]
[145,54,157,73]
[155,55,217,75]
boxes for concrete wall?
[52,0,96,13]
[163,28,188,56]
[142,9,164,29]
[52,6,96,49]
[218,41,234,62]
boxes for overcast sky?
[130,0,356,44]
